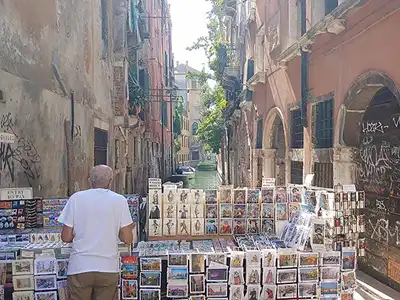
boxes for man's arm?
[119,223,133,244]
[58,197,74,243]
[119,199,134,244]
[61,225,74,243]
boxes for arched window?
[192,122,199,135]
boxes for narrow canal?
[188,170,221,190]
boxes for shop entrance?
[271,115,286,186]
[356,86,400,290]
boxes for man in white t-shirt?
[58,165,133,300]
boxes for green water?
[189,170,221,189]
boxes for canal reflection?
[189,170,221,190]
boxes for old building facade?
[222,0,400,291]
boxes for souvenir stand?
[0,187,141,300]
[130,177,364,300]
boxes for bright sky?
[169,0,211,71]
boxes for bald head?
[89,165,113,189]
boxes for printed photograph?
[190,253,205,273]
[191,218,204,235]
[342,270,357,290]
[191,189,204,205]
[246,250,262,267]
[149,189,161,206]
[34,275,57,291]
[261,188,274,203]
[139,288,161,300]
[277,269,297,284]
[298,282,317,298]
[233,204,246,218]
[298,267,319,282]
[34,259,56,275]
[312,223,325,245]
[206,283,228,297]
[247,203,259,218]
[164,204,176,219]
[288,203,300,219]
[233,189,246,204]
[320,281,339,296]
[276,203,288,220]
[189,274,205,294]
[149,204,161,220]
[230,284,244,299]
[191,204,204,218]
[11,291,34,300]
[34,291,57,300]
[233,218,246,235]
[140,272,161,288]
[275,187,287,203]
[189,296,206,300]
[263,250,276,267]
[230,252,244,268]
[321,266,340,281]
[342,249,357,270]
[246,267,261,284]
[299,252,319,267]
[140,258,162,272]
[219,219,232,235]
[178,219,191,235]
[12,275,34,291]
[247,189,260,203]
[262,267,275,285]
[163,218,176,236]
[261,203,274,219]
[178,189,190,204]
[277,284,297,299]
[246,219,260,234]
[261,219,275,234]
[277,253,298,268]
[228,268,244,285]
[168,254,188,267]
[219,204,233,218]
[166,284,188,298]
[149,219,162,237]
[261,285,276,300]
[205,190,218,204]
[164,188,177,204]
[205,219,218,235]
[121,279,138,299]
[207,253,227,267]
[178,204,190,219]
[205,205,218,218]
[289,186,303,203]
[219,188,232,203]
[121,256,138,280]
[12,259,33,275]
[206,267,228,282]
[56,259,69,279]
[321,251,341,266]
[167,267,189,284]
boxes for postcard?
[298,267,319,282]
[228,268,244,285]
[191,189,204,205]
[233,204,246,218]
[121,256,138,280]
[163,218,176,236]
[149,189,161,206]
[149,204,162,220]
[247,189,260,204]
[298,282,318,298]
[246,267,261,285]
[320,281,338,296]
[177,204,190,219]
[340,292,353,300]
[321,251,341,266]
[149,219,162,236]
[233,189,246,204]
[261,203,274,219]
[167,284,188,298]
[277,268,297,284]
[219,188,232,203]
[277,252,298,268]
[140,272,160,288]
[189,296,206,300]
[167,267,188,284]
[262,267,275,285]
[246,250,262,267]
[164,188,177,204]
[206,205,218,219]
[230,252,244,268]
[220,204,233,218]
[191,204,204,218]
[140,258,162,272]
[289,202,301,219]
[177,219,191,235]
[121,279,138,299]
[205,219,218,235]
[190,254,205,273]
[168,254,188,267]
[321,266,340,281]
[247,218,260,234]
[34,275,57,291]
[207,253,227,267]
[230,284,244,299]
[189,274,205,294]
[12,259,33,275]
[206,283,228,297]
[139,289,160,300]
[299,252,319,267]
[341,270,357,290]
[262,250,276,267]
[178,189,191,204]
[34,259,56,275]
[246,284,261,299]
[276,203,288,220]
[261,285,276,300]
[191,218,204,235]
[56,259,69,279]
[34,291,57,300]
[219,218,232,235]
[275,187,287,203]
[311,219,325,251]
[261,219,275,235]
[247,203,260,218]
[205,190,218,204]
[233,219,246,234]
[261,187,274,203]
[12,291,34,300]
[12,275,34,291]
[206,267,228,282]
[341,248,357,271]
[277,284,297,299]
[164,203,177,219]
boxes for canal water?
[188,170,221,190]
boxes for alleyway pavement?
[355,271,400,300]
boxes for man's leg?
[92,272,119,300]
[68,272,94,300]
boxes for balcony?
[223,0,236,18]
[137,0,149,40]
[222,48,240,91]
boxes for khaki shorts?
[68,272,119,300]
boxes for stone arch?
[262,107,290,185]
[337,70,400,147]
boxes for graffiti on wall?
[0,113,41,186]
[369,218,400,246]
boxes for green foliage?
[173,97,184,138]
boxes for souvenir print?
[262,250,276,267]
[277,268,297,283]
[178,204,190,219]
[233,189,246,204]
[233,219,246,234]
[311,219,325,251]
[190,274,205,294]
[34,291,57,300]
[13,275,34,291]
[289,202,300,219]
[140,258,162,272]
[246,267,261,284]
[321,251,340,266]
[191,218,204,235]
[261,285,276,300]
[178,189,190,204]
[191,204,204,218]
[247,218,260,234]
[168,254,188,267]
[139,289,160,300]
[190,254,205,273]
[149,189,161,206]
[261,188,274,203]
[121,279,138,299]
[277,252,298,268]
[246,284,261,300]
[230,252,244,268]
[167,284,188,298]
[246,250,262,267]
[206,283,228,297]
[207,253,227,267]
[298,267,318,282]
[261,203,274,219]
[12,259,33,275]
[167,267,188,284]
[263,267,275,285]
[163,218,176,236]
[192,189,204,204]
[220,204,233,218]
[178,219,190,235]
[277,284,297,299]
[341,248,357,271]
[321,266,340,281]
[205,190,218,204]
[228,268,244,285]
[233,204,246,218]
[12,291,34,300]
[276,203,288,220]
[247,203,259,218]
[140,272,160,288]
[206,204,218,218]
[289,185,303,203]
[164,203,176,219]
[34,275,57,291]
[56,259,68,279]
[149,204,161,219]
[205,219,218,235]
[320,281,338,296]
[207,267,228,282]
[149,219,162,236]
[357,191,365,208]
[230,285,244,300]
[34,259,56,275]
[219,219,232,235]
[164,188,177,204]
[247,189,260,203]
[121,256,138,280]
[341,270,357,290]
[219,188,232,203]
[189,296,206,300]
[275,187,287,203]
[298,282,318,298]
[341,292,354,300]
[261,219,275,234]
[299,252,319,267]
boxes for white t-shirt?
[58,188,133,275]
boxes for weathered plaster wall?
[0,0,115,196]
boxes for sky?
[169,0,211,71]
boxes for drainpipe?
[71,91,75,140]
[300,0,308,128]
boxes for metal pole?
[170,91,174,173]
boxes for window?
[247,59,254,81]
[313,162,333,188]
[191,80,197,90]
[315,99,334,148]
[325,0,338,15]
[100,0,109,57]
[192,122,199,135]
[291,161,303,185]
[161,100,168,127]
[291,109,304,148]
[256,119,263,149]
[94,128,108,166]
[192,151,200,161]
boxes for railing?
[138,1,150,40]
